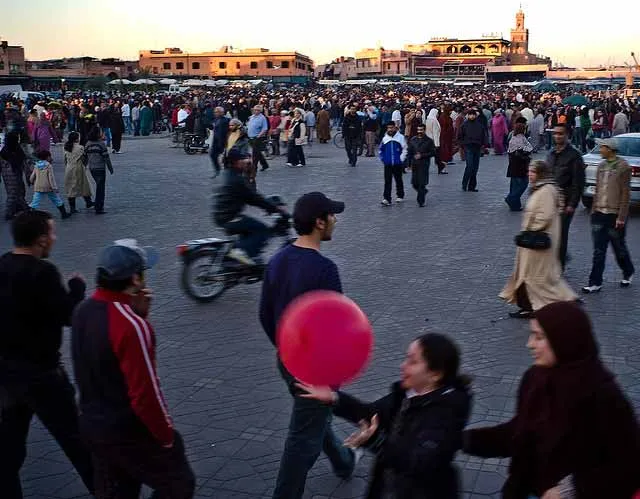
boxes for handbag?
[515,230,551,250]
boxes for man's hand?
[616,219,625,230]
[414,153,421,160]
[131,288,153,318]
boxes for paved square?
[2,135,638,499]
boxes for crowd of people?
[1,81,639,499]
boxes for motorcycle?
[183,133,209,155]
[177,196,294,303]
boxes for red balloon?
[277,290,374,386]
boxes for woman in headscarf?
[499,160,577,318]
[504,119,533,212]
[63,131,94,213]
[438,104,455,165]
[0,132,32,220]
[491,109,509,155]
[425,108,447,174]
[464,301,640,499]
[33,115,57,155]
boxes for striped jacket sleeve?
[109,302,174,446]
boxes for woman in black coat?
[504,118,533,212]
[464,301,640,499]
[109,105,125,154]
[297,333,472,499]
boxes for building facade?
[27,57,139,79]
[353,48,411,76]
[138,47,313,79]
[0,41,27,84]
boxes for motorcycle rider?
[213,146,287,266]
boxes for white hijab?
[424,108,441,147]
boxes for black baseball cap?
[97,239,159,280]
[293,192,345,226]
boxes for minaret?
[510,8,529,56]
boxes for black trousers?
[90,169,106,212]
[87,430,194,499]
[588,212,635,286]
[411,162,429,205]
[344,137,359,166]
[559,211,574,270]
[250,137,269,170]
[383,164,405,202]
[287,141,306,166]
[111,131,122,152]
[0,362,94,499]
[209,145,223,173]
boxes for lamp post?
[61,78,65,92]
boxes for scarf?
[0,132,26,173]
[508,133,534,154]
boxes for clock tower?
[510,8,529,56]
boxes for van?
[168,84,189,94]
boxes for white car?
[581,133,640,209]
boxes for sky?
[3,0,639,68]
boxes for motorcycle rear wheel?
[184,138,197,155]
[181,248,228,302]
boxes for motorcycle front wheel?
[181,248,228,302]
[183,138,197,155]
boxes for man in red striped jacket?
[71,239,194,499]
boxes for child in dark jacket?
[297,333,472,499]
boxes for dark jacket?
[464,367,640,499]
[458,118,487,148]
[408,135,436,167]
[72,290,174,446]
[85,140,113,173]
[342,113,363,139]
[0,253,85,369]
[213,167,277,225]
[212,116,230,150]
[507,150,531,177]
[335,382,472,499]
[109,109,125,134]
[546,144,585,209]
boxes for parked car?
[582,133,640,209]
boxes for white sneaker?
[582,285,602,294]
[380,199,391,206]
[621,275,633,288]
[396,197,404,203]
[286,162,293,166]
[228,248,255,266]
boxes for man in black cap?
[458,108,487,192]
[260,192,359,499]
[213,146,285,266]
[0,210,93,499]
[71,239,195,499]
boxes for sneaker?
[621,275,633,288]
[228,248,255,266]
[286,162,293,166]
[295,164,304,167]
[380,199,391,206]
[582,285,602,294]
[396,197,404,203]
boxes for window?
[236,61,240,69]
[219,61,226,69]
[192,62,200,70]
[152,67,158,74]
[250,61,258,69]
[163,62,171,70]
[387,63,391,70]
[281,61,289,69]
[127,66,133,71]
[266,61,273,69]
[176,62,184,70]
[9,64,20,74]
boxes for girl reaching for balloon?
[296,333,472,499]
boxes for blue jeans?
[273,361,355,499]
[30,191,63,209]
[505,177,529,211]
[124,116,132,135]
[102,128,112,148]
[588,212,635,286]
[462,146,481,190]
[222,215,271,258]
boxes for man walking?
[342,105,362,167]
[71,239,195,498]
[121,101,131,135]
[547,123,585,270]
[260,192,357,499]
[408,124,436,207]
[247,105,270,174]
[458,108,487,192]
[582,138,635,293]
[210,106,230,177]
[0,210,93,499]
[379,122,407,206]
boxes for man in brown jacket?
[582,138,635,293]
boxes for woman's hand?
[541,486,562,499]
[295,382,335,404]
[344,414,379,449]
